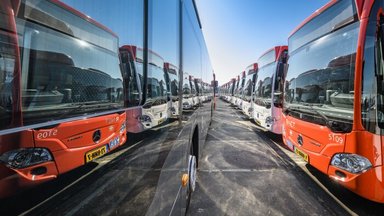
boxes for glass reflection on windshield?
[285,21,359,125]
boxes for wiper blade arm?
[307,105,345,132]
[56,103,85,120]
[287,103,346,133]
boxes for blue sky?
[195,0,329,85]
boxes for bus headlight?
[183,101,191,109]
[331,153,372,174]
[248,107,254,113]
[0,148,53,169]
[138,115,151,123]
[266,116,273,124]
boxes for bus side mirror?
[273,91,283,108]
[277,62,286,80]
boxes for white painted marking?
[269,139,358,216]
[19,140,144,216]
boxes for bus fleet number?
[328,133,343,144]
[37,130,58,139]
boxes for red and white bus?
[164,62,180,117]
[119,45,144,133]
[0,0,126,198]
[231,75,240,105]
[222,79,235,103]
[182,73,194,110]
[142,50,169,129]
[235,71,246,109]
[283,0,384,203]
[190,75,199,107]
[119,46,168,131]
[223,82,231,101]
[219,83,228,101]
[252,46,287,134]
[227,78,236,103]
[241,63,258,118]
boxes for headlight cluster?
[0,148,53,169]
[248,107,254,112]
[331,153,372,174]
[138,115,151,122]
[183,101,192,108]
[265,116,273,124]
[169,107,176,112]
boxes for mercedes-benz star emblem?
[297,134,303,146]
[92,130,101,143]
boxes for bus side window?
[377,18,384,86]
[121,51,140,107]
[376,17,384,126]
[0,54,5,90]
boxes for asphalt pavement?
[3,99,384,215]
[188,99,361,216]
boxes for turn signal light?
[181,173,189,187]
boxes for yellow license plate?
[85,145,107,163]
[294,147,309,162]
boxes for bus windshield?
[194,80,201,95]
[254,63,275,107]
[243,73,255,102]
[166,66,179,98]
[237,77,245,97]
[243,63,257,102]
[190,80,196,95]
[0,1,124,130]
[147,52,167,105]
[233,79,239,96]
[285,0,358,132]
[147,72,167,104]
[230,81,235,96]
[183,83,191,97]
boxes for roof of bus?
[258,46,288,62]
[288,0,368,38]
[289,0,338,38]
[51,0,118,38]
[164,62,179,70]
[246,63,258,71]
[119,45,165,63]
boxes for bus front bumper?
[283,135,384,203]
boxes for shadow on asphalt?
[192,99,384,216]
[188,100,348,216]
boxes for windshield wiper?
[143,99,155,108]
[56,101,121,120]
[55,103,86,120]
[286,103,347,133]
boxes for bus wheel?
[186,152,197,212]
